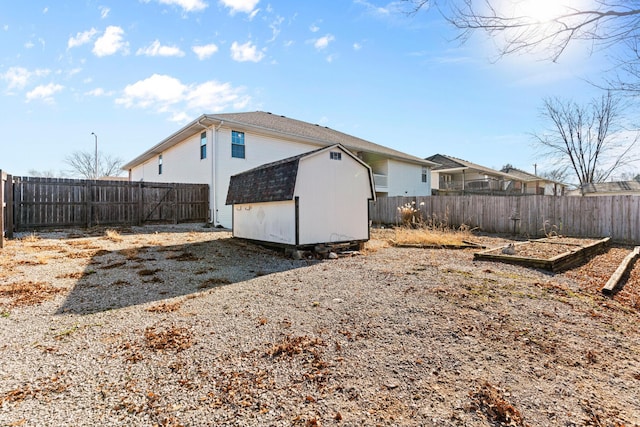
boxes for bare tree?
[533,91,638,186]
[64,150,125,179]
[27,169,64,178]
[538,167,571,184]
[402,1,640,89]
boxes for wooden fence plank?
[0,170,4,248]
[4,177,208,232]
[370,194,640,244]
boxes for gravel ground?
[1,224,639,426]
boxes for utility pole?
[91,132,98,179]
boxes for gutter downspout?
[213,120,224,225]
[196,119,214,223]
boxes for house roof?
[225,144,371,205]
[501,166,566,186]
[123,111,436,170]
[579,180,640,194]
[425,154,523,181]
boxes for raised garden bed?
[474,236,611,272]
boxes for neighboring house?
[500,166,567,196]
[226,144,374,247]
[567,181,640,196]
[123,111,436,228]
[425,154,529,195]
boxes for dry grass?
[146,301,182,313]
[144,325,193,352]
[372,226,473,247]
[104,229,123,242]
[469,381,528,426]
[0,281,65,307]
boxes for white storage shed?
[225,144,375,248]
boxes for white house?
[122,111,436,228]
[226,144,374,247]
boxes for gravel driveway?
[1,224,639,426]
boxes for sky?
[0,0,633,180]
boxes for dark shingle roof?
[425,154,466,170]
[225,146,327,205]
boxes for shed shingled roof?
[225,146,328,205]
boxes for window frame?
[421,166,428,183]
[231,130,245,159]
[158,154,163,175]
[200,131,207,160]
[330,151,342,160]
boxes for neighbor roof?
[580,180,640,194]
[425,154,523,180]
[501,166,565,186]
[225,144,371,205]
[123,111,436,170]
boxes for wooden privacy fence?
[370,195,640,244]
[1,174,209,237]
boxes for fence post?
[6,174,13,239]
[1,170,4,248]
[137,182,144,226]
[85,180,92,228]
[173,183,178,224]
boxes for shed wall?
[295,149,372,245]
[232,200,296,244]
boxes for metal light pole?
[91,132,98,179]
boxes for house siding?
[387,160,430,197]
[214,129,325,227]
[129,133,210,185]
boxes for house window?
[330,151,342,160]
[158,154,163,175]
[231,130,245,159]
[200,132,207,160]
[422,167,428,183]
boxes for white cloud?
[219,0,259,15]
[93,26,129,57]
[267,16,284,42]
[314,34,335,50]
[1,67,50,90]
[68,28,99,49]
[26,83,63,103]
[136,40,185,57]
[85,88,113,97]
[42,7,48,14]
[353,0,393,17]
[25,41,34,49]
[3,24,8,31]
[353,42,362,50]
[192,43,219,60]
[156,0,208,12]
[230,41,265,62]
[309,24,320,33]
[116,74,185,109]
[100,6,110,18]
[115,73,249,120]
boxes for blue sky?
[0,0,626,178]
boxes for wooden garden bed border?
[473,237,611,272]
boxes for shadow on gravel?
[55,237,307,315]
